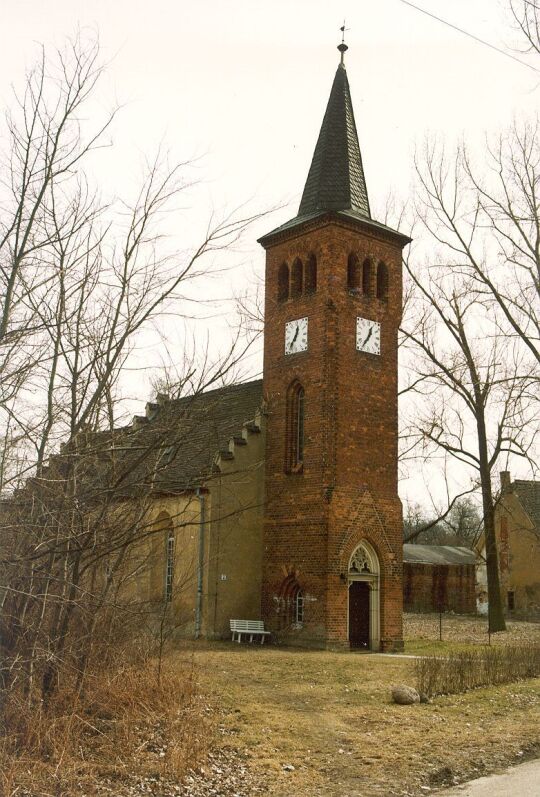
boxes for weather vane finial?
[338,21,349,66]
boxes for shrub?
[415,645,540,697]
[0,650,212,797]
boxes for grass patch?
[405,639,488,655]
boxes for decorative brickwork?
[258,50,410,650]
[260,217,407,650]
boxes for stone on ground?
[391,684,420,705]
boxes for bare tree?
[510,0,540,55]
[402,171,537,631]
[403,496,482,548]
[0,35,263,705]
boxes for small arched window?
[165,527,175,602]
[362,258,372,297]
[277,574,304,628]
[286,381,305,472]
[291,258,303,298]
[376,262,388,301]
[305,254,317,294]
[347,253,361,291]
[278,262,289,302]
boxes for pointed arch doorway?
[348,541,380,650]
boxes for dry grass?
[4,615,539,796]
[182,635,540,797]
[0,655,213,797]
[404,612,540,654]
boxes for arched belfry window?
[285,381,305,473]
[347,253,361,292]
[305,254,317,294]
[362,258,372,297]
[376,262,388,301]
[278,262,289,302]
[291,258,303,298]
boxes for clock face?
[285,317,308,355]
[356,317,381,355]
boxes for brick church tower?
[258,40,410,651]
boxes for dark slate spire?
[258,38,411,248]
[297,43,371,219]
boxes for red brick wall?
[403,563,476,614]
[261,215,405,650]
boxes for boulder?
[391,684,420,705]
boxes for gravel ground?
[404,612,540,646]
[93,748,266,797]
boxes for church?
[122,39,410,652]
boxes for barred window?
[165,528,175,602]
[347,253,361,291]
[277,574,305,629]
[291,257,303,298]
[362,258,372,296]
[295,591,304,624]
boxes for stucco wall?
[496,492,540,619]
[120,494,205,635]
[204,413,265,638]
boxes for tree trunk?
[477,412,506,632]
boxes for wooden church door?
[349,581,370,648]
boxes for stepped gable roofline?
[7,380,265,508]
[258,208,411,249]
[145,378,264,493]
[403,544,477,566]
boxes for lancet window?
[285,381,305,473]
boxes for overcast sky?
[2,0,537,208]
[2,0,538,507]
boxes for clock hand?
[362,326,373,347]
[288,325,299,351]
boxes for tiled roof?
[141,379,264,492]
[39,381,264,498]
[513,480,540,530]
[298,64,370,218]
[403,544,477,566]
[258,63,410,249]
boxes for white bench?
[230,619,271,644]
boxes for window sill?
[285,463,304,475]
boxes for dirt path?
[183,639,540,797]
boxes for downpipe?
[194,488,205,638]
